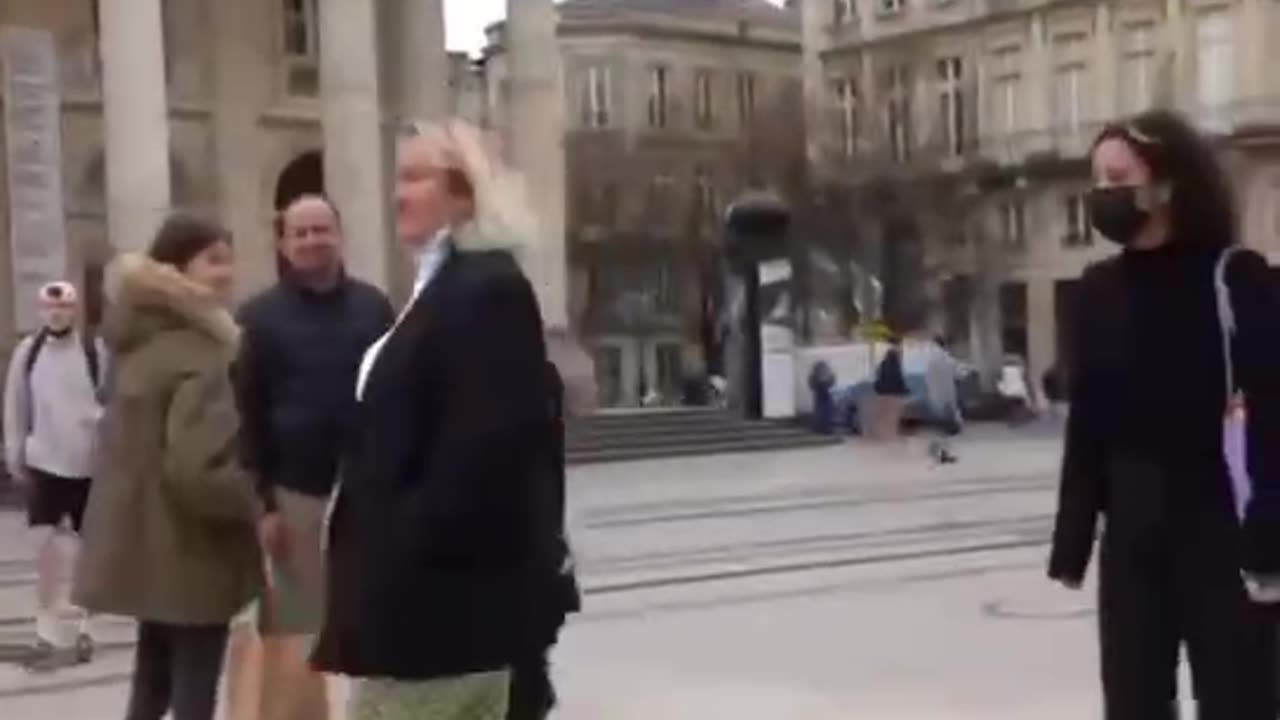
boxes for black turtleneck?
[1116,241,1226,459]
[1049,240,1280,579]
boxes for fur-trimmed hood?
[101,253,239,355]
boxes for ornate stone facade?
[801,0,1280,389]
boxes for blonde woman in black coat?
[313,120,560,719]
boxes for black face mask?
[1086,186,1152,247]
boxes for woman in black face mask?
[1049,109,1280,719]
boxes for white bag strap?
[1214,245,1245,400]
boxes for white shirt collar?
[413,226,452,298]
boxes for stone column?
[319,0,390,289]
[1093,2,1117,123]
[382,0,448,303]
[1026,276,1056,408]
[1240,0,1266,109]
[506,0,569,329]
[971,218,1005,389]
[392,0,449,123]
[1163,0,1188,109]
[801,0,834,171]
[99,0,171,252]
[1027,11,1053,154]
[210,0,274,300]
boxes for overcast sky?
[444,0,787,53]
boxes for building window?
[1054,62,1085,132]
[655,264,679,312]
[694,69,715,130]
[999,199,1027,249]
[1121,21,1157,114]
[1053,32,1088,133]
[648,65,669,129]
[1001,282,1029,360]
[585,182,617,228]
[580,65,612,128]
[879,0,905,14]
[737,72,757,128]
[648,173,677,232]
[656,342,684,397]
[937,56,965,156]
[833,0,856,25]
[594,345,623,407]
[991,46,1021,135]
[884,65,912,162]
[282,0,320,97]
[694,166,718,229]
[1196,11,1234,123]
[1063,193,1093,248]
[833,77,858,157]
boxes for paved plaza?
[0,425,1196,718]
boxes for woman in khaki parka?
[74,213,260,720]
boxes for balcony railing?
[1190,98,1280,135]
[823,98,1280,182]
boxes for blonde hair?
[400,119,538,258]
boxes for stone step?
[568,433,837,466]
[567,422,817,450]
[566,409,837,465]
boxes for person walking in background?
[808,360,837,435]
[922,337,960,464]
[1048,110,1280,718]
[313,119,561,719]
[3,281,105,670]
[73,214,261,720]
[234,193,392,719]
[869,335,908,440]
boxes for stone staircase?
[0,412,839,504]
[566,408,839,466]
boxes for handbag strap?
[1214,245,1246,401]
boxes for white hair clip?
[1126,124,1160,146]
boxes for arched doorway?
[272,150,324,277]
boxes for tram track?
[578,472,1054,529]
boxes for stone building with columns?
[1,0,796,410]
[0,0,540,347]
[800,0,1280,390]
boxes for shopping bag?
[257,557,322,636]
[1213,247,1280,603]
[222,563,331,720]
[1215,246,1253,521]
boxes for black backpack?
[19,329,102,436]
[24,328,100,388]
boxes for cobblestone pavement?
[0,425,1176,719]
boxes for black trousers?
[507,652,556,720]
[125,622,229,720]
[1099,533,1277,719]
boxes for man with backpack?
[3,281,105,671]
